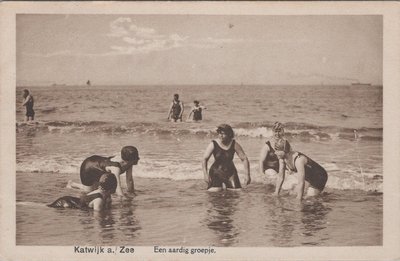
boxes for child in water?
[187,100,206,122]
[48,173,117,211]
[22,89,35,122]
[67,146,139,197]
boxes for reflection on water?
[114,198,142,241]
[16,173,382,246]
[71,197,142,245]
[94,210,117,243]
[263,196,330,246]
[204,191,241,246]
[265,197,297,246]
[300,199,330,245]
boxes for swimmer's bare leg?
[226,176,242,191]
[207,187,223,192]
[305,187,321,197]
[66,180,97,192]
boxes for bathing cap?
[121,146,139,162]
[272,122,284,132]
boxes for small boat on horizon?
[351,82,371,86]
[86,80,91,86]
[51,83,67,87]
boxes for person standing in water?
[187,100,207,122]
[259,122,292,175]
[67,146,139,197]
[49,173,117,211]
[273,138,328,201]
[22,89,35,122]
[167,93,184,122]
[202,124,251,191]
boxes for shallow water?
[16,85,383,192]
[16,84,383,246]
[16,173,382,246]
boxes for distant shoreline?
[16,84,383,89]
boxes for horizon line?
[16,83,383,88]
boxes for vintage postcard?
[0,1,399,260]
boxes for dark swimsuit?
[25,96,35,118]
[192,107,202,121]
[80,155,121,186]
[289,152,328,191]
[47,193,104,209]
[262,141,279,173]
[171,101,182,120]
[208,140,241,189]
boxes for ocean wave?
[16,158,382,192]
[40,107,57,114]
[16,120,382,141]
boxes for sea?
[16,84,383,246]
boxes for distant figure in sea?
[167,93,184,122]
[273,138,328,201]
[259,122,292,175]
[22,89,35,122]
[49,173,116,211]
[67,146,139,197]
[202,124,251,191]
[187,100,206,122]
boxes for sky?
[16,14,383,86]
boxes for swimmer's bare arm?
[259,144,269,175]
[274,158,286,196]
[22,95,30,106]
[106,166,124,196]
[186,107,194,121]
[235,142,251,185]
[179,102,184,119]
[125,166,134,193]
[295,156,307,201]
[202,142,214,184]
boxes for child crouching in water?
[48,173,117,211]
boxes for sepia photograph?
[1,1,400,260]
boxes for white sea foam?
[234,127,273,138]
[16,157,382,192]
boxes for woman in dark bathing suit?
[167,93,184,122]
[202,124,251,191]
[187,100,206,122]
[273,138,328,201]
[48,173,117,211]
